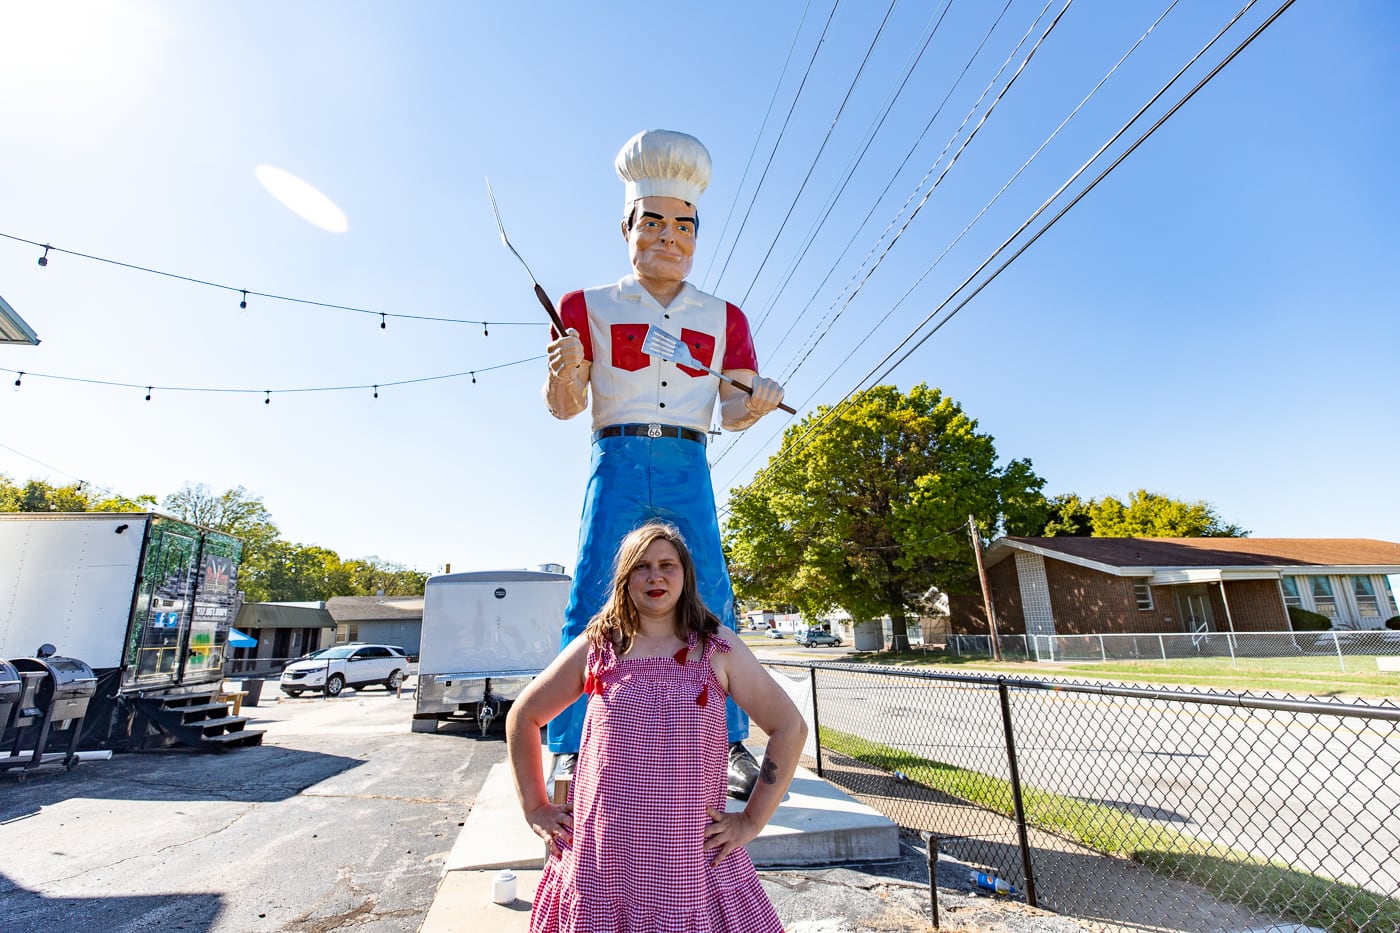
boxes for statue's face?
[623,196,697,287]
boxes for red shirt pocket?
[609,323,651,372]
[678,329,716,378]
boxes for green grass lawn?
[822,728,1400,932]
[834,649,1400,700]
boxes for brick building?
[952,537,1400,640]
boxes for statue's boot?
[727,741,761,800]
[551,752,577,786]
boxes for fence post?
[1098,634,1105,662]
[1227,632,1237,669]
[809,665,824,778]
[1332,631,1346,673]
[922,831,940,929]
[1158,634,1166,660]
[996,679,1038,908]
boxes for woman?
[506,521,807,932]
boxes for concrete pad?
[445,759,549,871]
[447,760,899,874]
[729,766,900,866]
[419,868,541,933]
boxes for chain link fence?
[946,629,1400,671]
[765,660,1400,932]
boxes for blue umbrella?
[227,627,257,648]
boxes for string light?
[264,391,270,405]
[380,313,386,330]
[0,356,540,401]
[483,322,489,337]
[0,231,537,329]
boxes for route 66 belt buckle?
[646,423,663,439]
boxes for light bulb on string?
[373,385,379,399]
[37,246,50,267]
[13,372,23,388]
[264,390,270,405]
[380,313,386,330]
[145,387,152,401]
[483,322,489,337]
[471,371,476,384]
[240,290,248,310]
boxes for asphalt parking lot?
[0,682,495,933]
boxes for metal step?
[200,729,265,748]
[194,715,248,733]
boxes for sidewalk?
[419,750,1093,933]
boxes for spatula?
[641,326,796,414]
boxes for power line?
[776,0,1071,385]
[716,0,1292,519]
[754,0,1017,378]
[731,0,903,309]
[748,0,960,337]
[699,0,818,291]
[713,0,1068,471]
[704,0,843,294]
[0,231,537,329]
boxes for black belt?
[592,423,708,445]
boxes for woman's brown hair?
[585,521,719,654]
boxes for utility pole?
[968,514,1002,661]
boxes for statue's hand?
[745,375,785,416]
[547,329,584,378]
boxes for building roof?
[0,291,40,345]
[235,603,335,630]
[325,595,425,622]
[986,537,1400,581]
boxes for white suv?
[280,644,409,697]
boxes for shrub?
[1287,605,1332,632]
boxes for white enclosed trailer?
[411,569,569,734]
[0,512,259,749]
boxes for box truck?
[0,512,262,750]
[411,569,570,734]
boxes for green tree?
[724,384,1045,649]
[345,557,429,597]
[1039,493,1095,537]
[162,484,283,599]
[1088,489,1247,537]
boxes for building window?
[1133,583,1154,610]
[1280,576,1303,610]
[1352,577,1380,619]
[1310,577,1337,618]
[336,623,359,644]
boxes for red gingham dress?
[529,633,783,933]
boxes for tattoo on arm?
[760,755,778,785]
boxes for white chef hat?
[615,129,712,211]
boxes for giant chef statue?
[543,129,787,799]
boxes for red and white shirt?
[559,275,759,433]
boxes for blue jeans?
[546,432,748,753]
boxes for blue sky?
[0,1,1395,577]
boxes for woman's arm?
[704,628,808,865]
[505,635,589,845]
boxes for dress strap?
[583,639,618,697]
